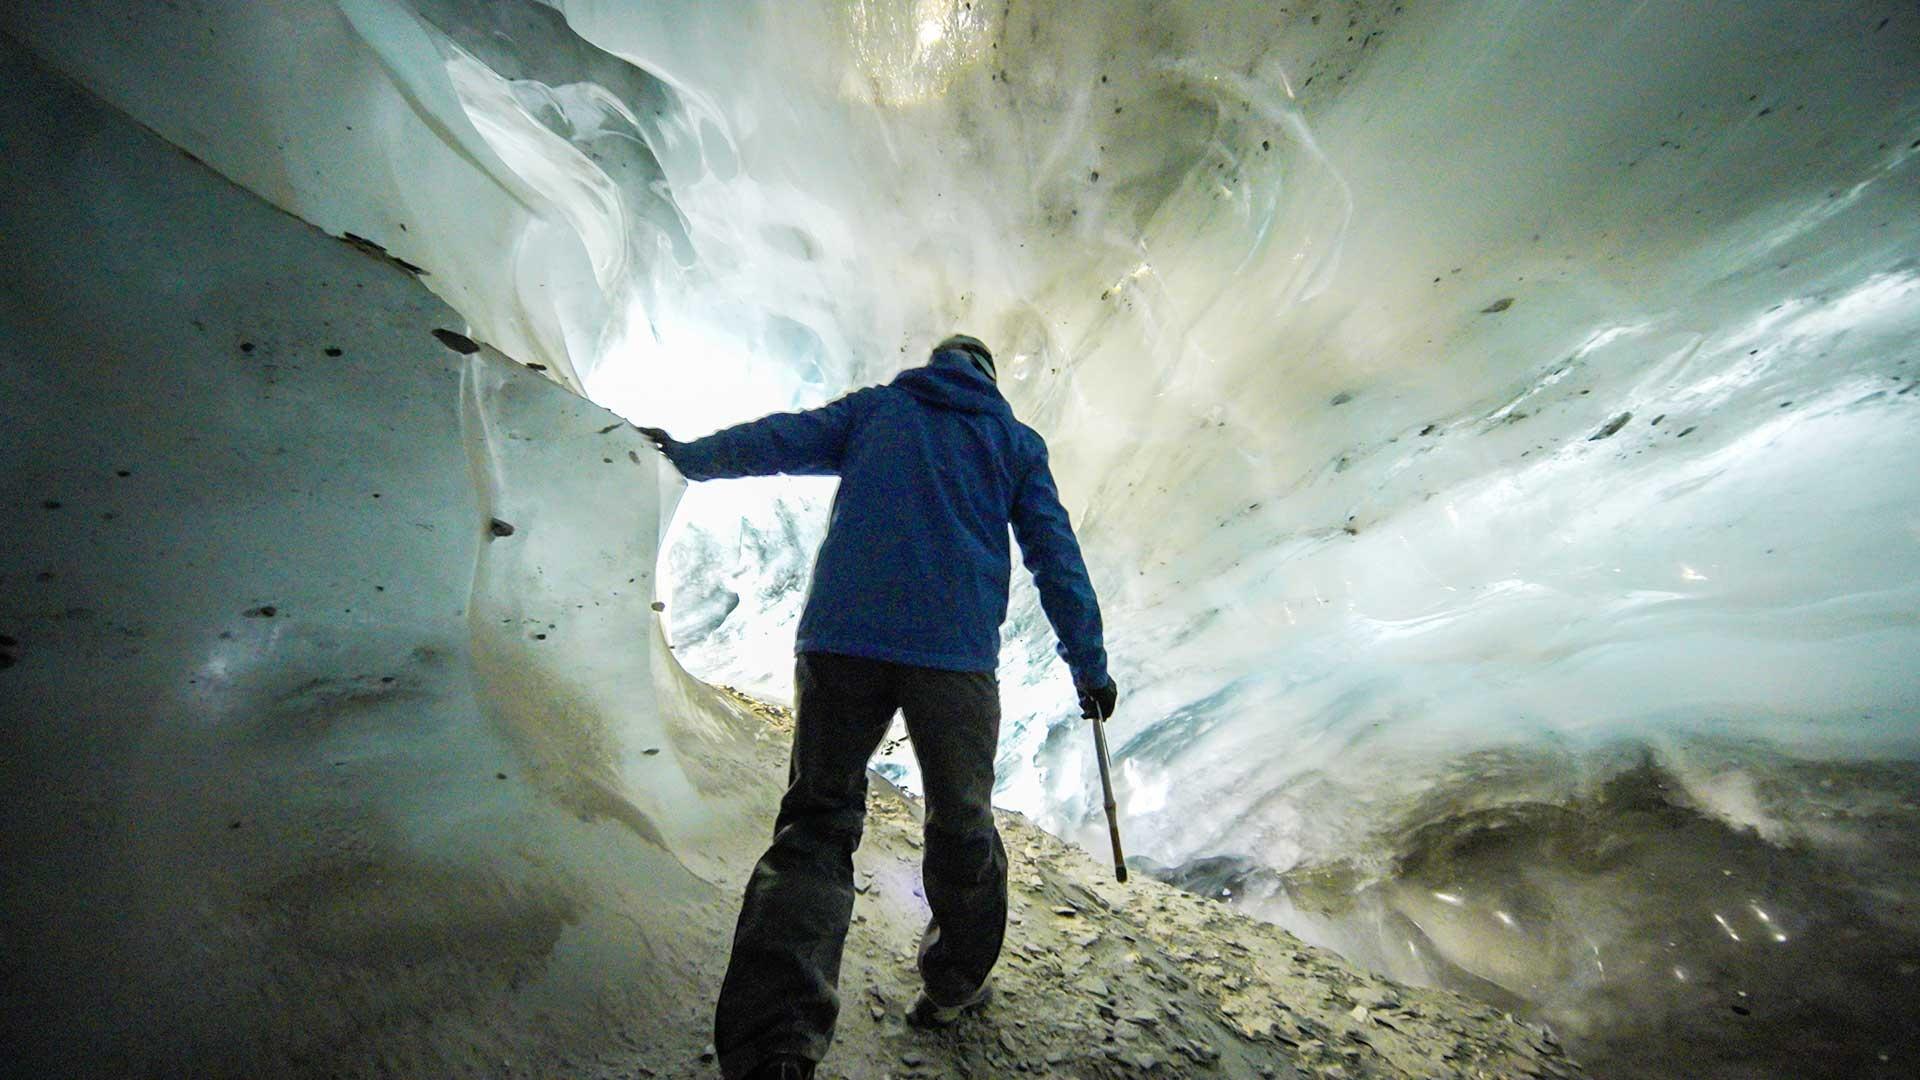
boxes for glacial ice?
[5,0,1919,1075]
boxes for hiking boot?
[742,1052,814,1079]
[905,981,993,1029]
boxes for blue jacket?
[665,350,1108,689]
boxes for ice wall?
[7,1,1920,1075]
[0,36,786,1074]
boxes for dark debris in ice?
[1481,297,1514,313]
[243,605,278,618]
[1588,412,1633,441]
[338,231,426,276]
[488,518,516,538]
[431,328,480,354]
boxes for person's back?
[642,335,1115,1080]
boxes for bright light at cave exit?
[587,303,813,442]
[584,298,833,641]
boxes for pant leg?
[714,653,897,1079]
[897,666,1007,1005]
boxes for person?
[640,334,1117,1080]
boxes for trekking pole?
[1090,702,1127,883]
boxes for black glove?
[635,426,676,459]
[1078,677,1118,720]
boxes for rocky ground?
[615,689,1583,1080]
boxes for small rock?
[243,605,277,618]
[1588,411,1633,441]
[651,601,666,612]
[1053,906,1078,917]
[1181,1041,1218,1063]
[1481,297,1514,313]
[432,328,480,354]
[1350,985,1400,1010]
[488,518,515,538]
[698,1043,715,1062]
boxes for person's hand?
[1078,677,1118,720]
[635,426,675,456]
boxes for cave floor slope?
[651,689,1578,1080]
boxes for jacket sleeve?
[1009,439,1109,689]
[667,390,872,480]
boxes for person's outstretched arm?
[640,389,874,481]
[1010,442,1116,717]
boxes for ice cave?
[2,2,1916,1078]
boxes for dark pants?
[714,652,1007,1079]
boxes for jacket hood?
[891,349,1010,415]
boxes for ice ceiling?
[8,0,1919,1074]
